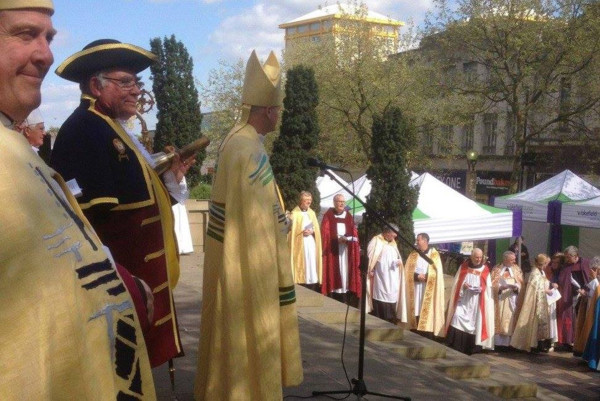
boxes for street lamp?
[466,149,478,172]
[466,149,478,199]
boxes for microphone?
[307,157,349,173]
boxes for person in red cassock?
[321,194,361,307]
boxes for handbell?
[152,136,210,175]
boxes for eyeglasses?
[100,75,144,90]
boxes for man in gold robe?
[511,254,552,352]
[195,50,303,401]
[491,251,523,347]
[397,233,445,337]
[574,256,600,355]
[0,1,155,399]
[289,191,322,292]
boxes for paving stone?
[152,252,599,401]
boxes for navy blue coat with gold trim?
[51,97,153,210]
[51,96,183,368]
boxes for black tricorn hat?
[55,39,157,83]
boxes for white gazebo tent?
[410,173,518,244]
[345,172,518,244]
[494,170,600,257]
[557,196,600,257]
[344,171,419,219]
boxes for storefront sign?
[430,170,512,196]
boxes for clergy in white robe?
[544,255,562,346]
[367,226,403,323]
[491,251,523,347]
[289,191,322,292]
[445,248,495,354]
[397,233,445,337]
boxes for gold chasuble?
[195,122,303,401]
[399,249,445,336]
[491,263,523,337]
[0,127,155,400]
[289,205,322,284]
[510,268,550,351]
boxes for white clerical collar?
[334,211,347,219]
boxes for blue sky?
[42,0,434,129]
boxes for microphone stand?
[312,169,432,401]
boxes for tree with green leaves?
[361,107,417,255]
[422,0,600,191]
[270,65,321,212]
[198,58,245,162]
[284,1,435,169]
[149,35,204,186]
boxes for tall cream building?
[279,4,403,56]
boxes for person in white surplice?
[491,251,523,347]
[289,191,322,292]
[445,248,495,354]
[367,225,403,323]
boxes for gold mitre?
[241,50,283,107]
[0,0,54,14]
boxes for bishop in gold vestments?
[194,50,303,401]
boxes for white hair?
[503,251,515,260]
[564,246,578,257]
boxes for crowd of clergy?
[289,192,600,371]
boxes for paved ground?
[152,252,599,400]
[472,349,599,400]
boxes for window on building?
[422,126,434,154]
[505,112,515,155]
[463,61,477,83]
[439,125,453,154]
[442,64,456,86]
[311,35,321,43]
[323,20,332,30]
[461,120,474,152]
[297,24,308,33]
[483,113,498,155]
[559,77,572,132]
[310,22,320,31]
[483,58,493,84]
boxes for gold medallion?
[112,138,129,161]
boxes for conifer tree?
[362,107,418,255]
[149,35,204,186]
[271,65,321,212]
